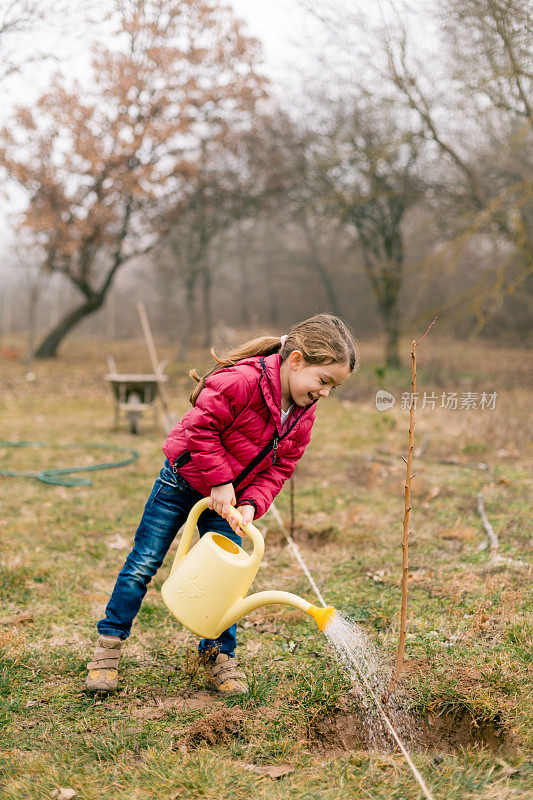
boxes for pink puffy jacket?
[162,352,317,519]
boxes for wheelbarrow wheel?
[127,392,142,435]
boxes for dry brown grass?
[0,333,531,799]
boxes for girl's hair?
[188,313,360,406]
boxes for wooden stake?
[290,475,295,539]
[137,302,175,431]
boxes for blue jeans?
[97,459,241,658]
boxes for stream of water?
[323,611,434,800]
[267,503,435,799]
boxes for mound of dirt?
[183,706,247,748]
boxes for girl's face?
[282,350,351,408]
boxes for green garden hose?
[0,440,139,487]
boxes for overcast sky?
[230,0,309,74]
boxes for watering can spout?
[219,594,336,634]
[218,592,336,633]
[306,604,336,631]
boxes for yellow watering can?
[161,497,335,638]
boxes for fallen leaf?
[246,641,261,656]
[240,618,281,634]
[106,534,130,550]
[497,448,518,459]
[440,526,476,542]
[240,762,294,779]
[51,789,76,800]
[366,570,385,583]
[444,455,460,464]
[408,568,433,583]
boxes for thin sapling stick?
[385,317,437,699]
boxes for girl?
[86,313,359,695]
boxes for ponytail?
[189,313,359,406]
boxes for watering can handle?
[170,497,264,575]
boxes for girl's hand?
[209,483,236,519]
[227,504,255,533]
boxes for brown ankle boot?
[203,653,247,695]
[85,635,122,693]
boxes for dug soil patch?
[309,697,515,756]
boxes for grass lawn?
[1,334,531,799]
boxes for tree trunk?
[201,261,213,349]
[238,250,251,327]
[267,276,279,326]
[360,253,403,368]
[34,295,103,359]
[382,238,403,367]
[385,306,401,368]
[301,222,341,315]
[312,255,341,316]
[26,281,41,368]
[176,275,197,361]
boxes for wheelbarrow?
[105,357,168,434]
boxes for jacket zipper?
[233,421,295,487]
[236,392,315,482]
[171,450,192,473]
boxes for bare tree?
[292,97,424,366]
[298,0,532,337]
[156,111,298,356]
[240,112,356,318]
[281,121,347,317]
[383,0,533,329]
[441,0,532,123]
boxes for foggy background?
[0,0,531,366]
